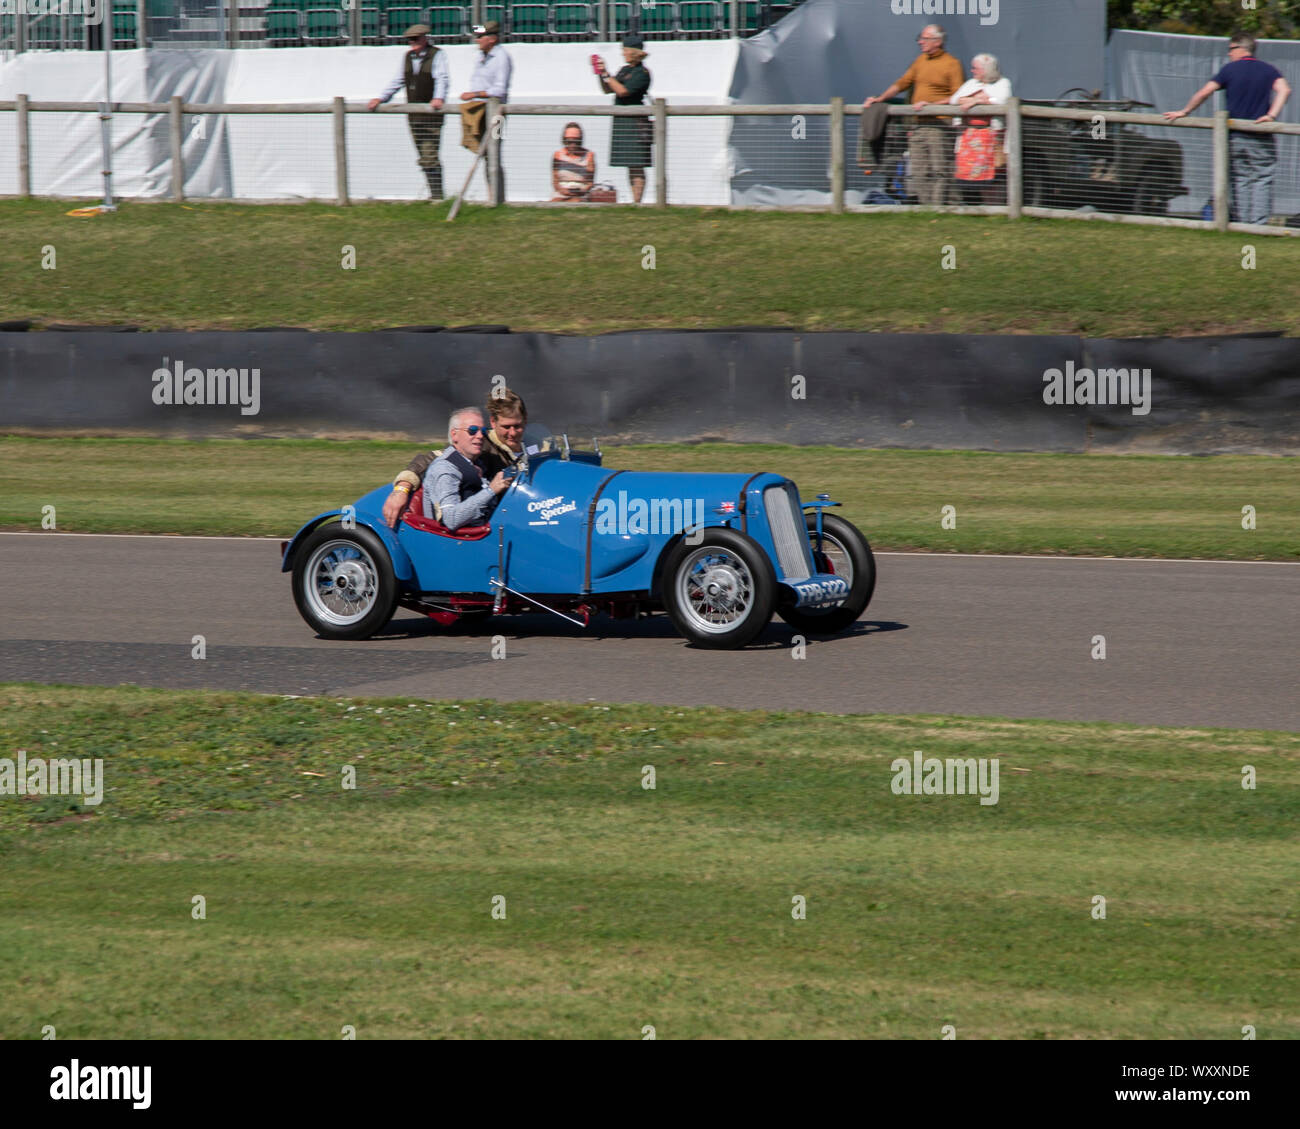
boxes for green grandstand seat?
[113,12,135,42]
[551,2,593,36]
[609,1,632,35]
[426,4,467,38]
[385,5,423,39]
[303,7,344,42]
[360,6,382,41]
[677,0,719,35]
[635,1,677,37]
[509,3,550,38]
[265,7,303,45]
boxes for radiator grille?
[764,484,811,580]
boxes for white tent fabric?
[0,40,738,203]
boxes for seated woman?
[551,122,596,202]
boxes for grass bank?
[1,684,1296,1039]
[2,199,1298,335]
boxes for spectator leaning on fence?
[863,23,965,206]
[596,35,653,204]
[1164,32,1291,225]
[552,123,597,201]
[949,53,1012,205]
[367,24,450,201]
[461,20,514,203]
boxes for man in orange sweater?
[864,23,966,206]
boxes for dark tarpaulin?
[1107,29,1300,216]
[727,0,1106,206]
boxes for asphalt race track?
[1,532,1296,732]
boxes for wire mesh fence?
[29,109,103,196]
[223,109,333,198]
[730,110,831,208]
[1020,103,1207,221]
[486,108,659,205]
[0,106,14,192]
[3,97,1300,233]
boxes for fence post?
[1004,96,1022,220]
[16,94,30,197]
[169,95,184,201]
[227,0,239,49]
[829,97,844,214]
[487,96,502,206]
[653,98,667,208]
[730,0,739,37]
[598,0,608,41]
[136,0,146,46]
[1213,110,1230,230]
[333,97,350,206]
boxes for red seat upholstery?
[401,489,492,541]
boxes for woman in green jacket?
[596,35,653,203]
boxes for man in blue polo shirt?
[460,19,513,204]
[1165,33,1291,224]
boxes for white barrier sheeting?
[0,40,738,203]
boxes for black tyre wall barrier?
[1,330,1296,454]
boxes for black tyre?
[778,512,876,635]
[1130,168,1170,216]
[292,524,398,640]
[661,528,777,649]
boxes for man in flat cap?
[460,19,514,203]
[368,24,450,201]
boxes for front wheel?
[661,528,776,649]
[778,512,876,635]
[292,524,398,640]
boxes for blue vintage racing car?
[281,434,875,649]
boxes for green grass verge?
[1,436,1295,559]
[1,684,1296,1039]
[3,199,1300,335]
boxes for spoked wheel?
[662,528,776,649]
[292,525,398,640]
[778,512,876,635]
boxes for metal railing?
[1,95,1297,231]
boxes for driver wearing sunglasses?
[422,407,512,529]
[384,388,528,528]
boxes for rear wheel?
[662,528,776,649]
[292,524,398,640]
[778,512,876,635]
